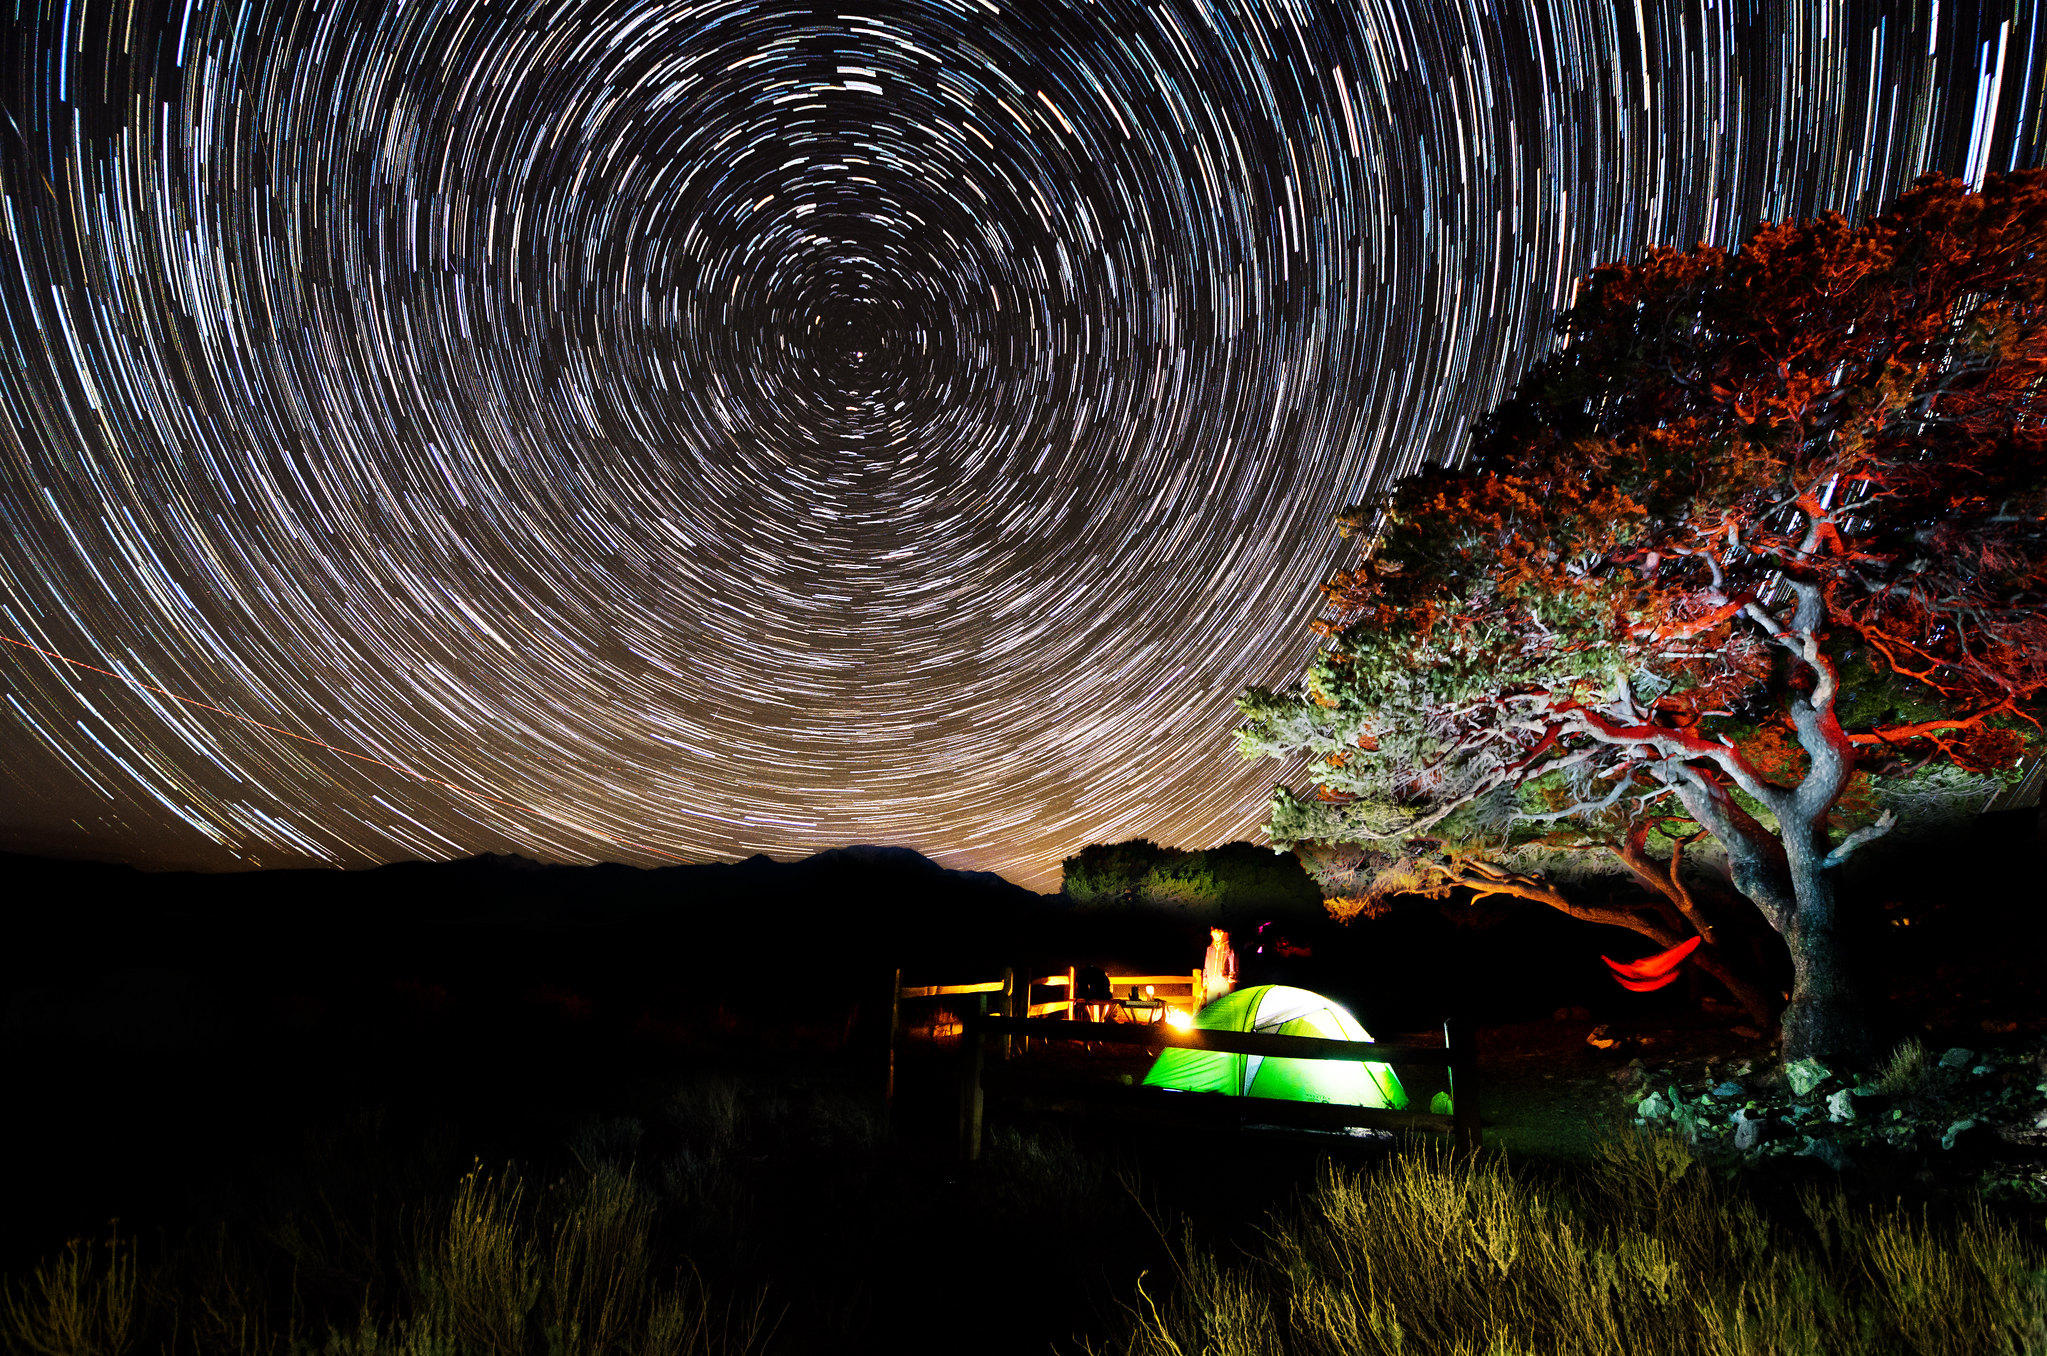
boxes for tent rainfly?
[1142,984,1408,1108]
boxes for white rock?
[1784,1057,1831,1096]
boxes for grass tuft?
[1,1230,138,1356]
[415,1166,539,1356]
[383,1163,773,1356]
[1876,1039,1937,1099]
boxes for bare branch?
[1821,810,1897,869]
[1512,770,1639,824]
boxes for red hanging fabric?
[1601,934,1701,990]
[1611,969,1682,992]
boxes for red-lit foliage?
[1247,172,2047,1062]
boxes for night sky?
[0,0,2041,890]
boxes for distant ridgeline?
[1058,839,1322,922]
[0,844,1058,1007]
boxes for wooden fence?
[887,967,1202,1089]
[892,969,1205,1032]
[956,1015,1481,1160]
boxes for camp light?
[1165,1008,1193,1030]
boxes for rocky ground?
[1615,1037,2047,1204]
[1465,986,2047,1215]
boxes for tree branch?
[1612,823,1719,944]
[1821,810,1897,869]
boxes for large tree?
[1241,171,2047,1062]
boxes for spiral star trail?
[1,0,2042,889]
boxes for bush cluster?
[1059,840,1320,921]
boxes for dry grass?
[0,1166,774,1356]
[330,1165,775,1356]
[1098,1131,2047,1356]
[11,1081,2040,1356]
[0,1230,137,1356]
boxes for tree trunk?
[1670,778,1798,931]
[1671,775,1863,1054]
[1778,846,1871,1065]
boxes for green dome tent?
[1142,985,1408,1108]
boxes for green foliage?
[1060,839,1320,919]
[1138,848,1221,912]
[10,1075,2046,1356]
[1059,839,1172,908]
[540,1167,652,1356]
[1200,840,1324,917]
[351,1164,766,1356]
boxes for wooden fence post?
[1065,966,1076,1019]
[1000,966,1016,1061]
[1192,967,1205,1007]
[1445,1016,1481,1154]
[884,967,902,1139]
[1011,967,1029,1055]
[959,1009,986,1161]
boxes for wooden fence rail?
[891,968,1208,1051]
[956,1014,1480,1160]
[897,980,1007,999]
[1096,973,1204,993]
[1023,969,1075,1022]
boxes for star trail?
[1,0,2043,889]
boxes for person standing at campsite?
[1202,928,1238,1005]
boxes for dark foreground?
[5,1042,2045,1356]
[7,978,2047,1356]
[3,836,2044,1353]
